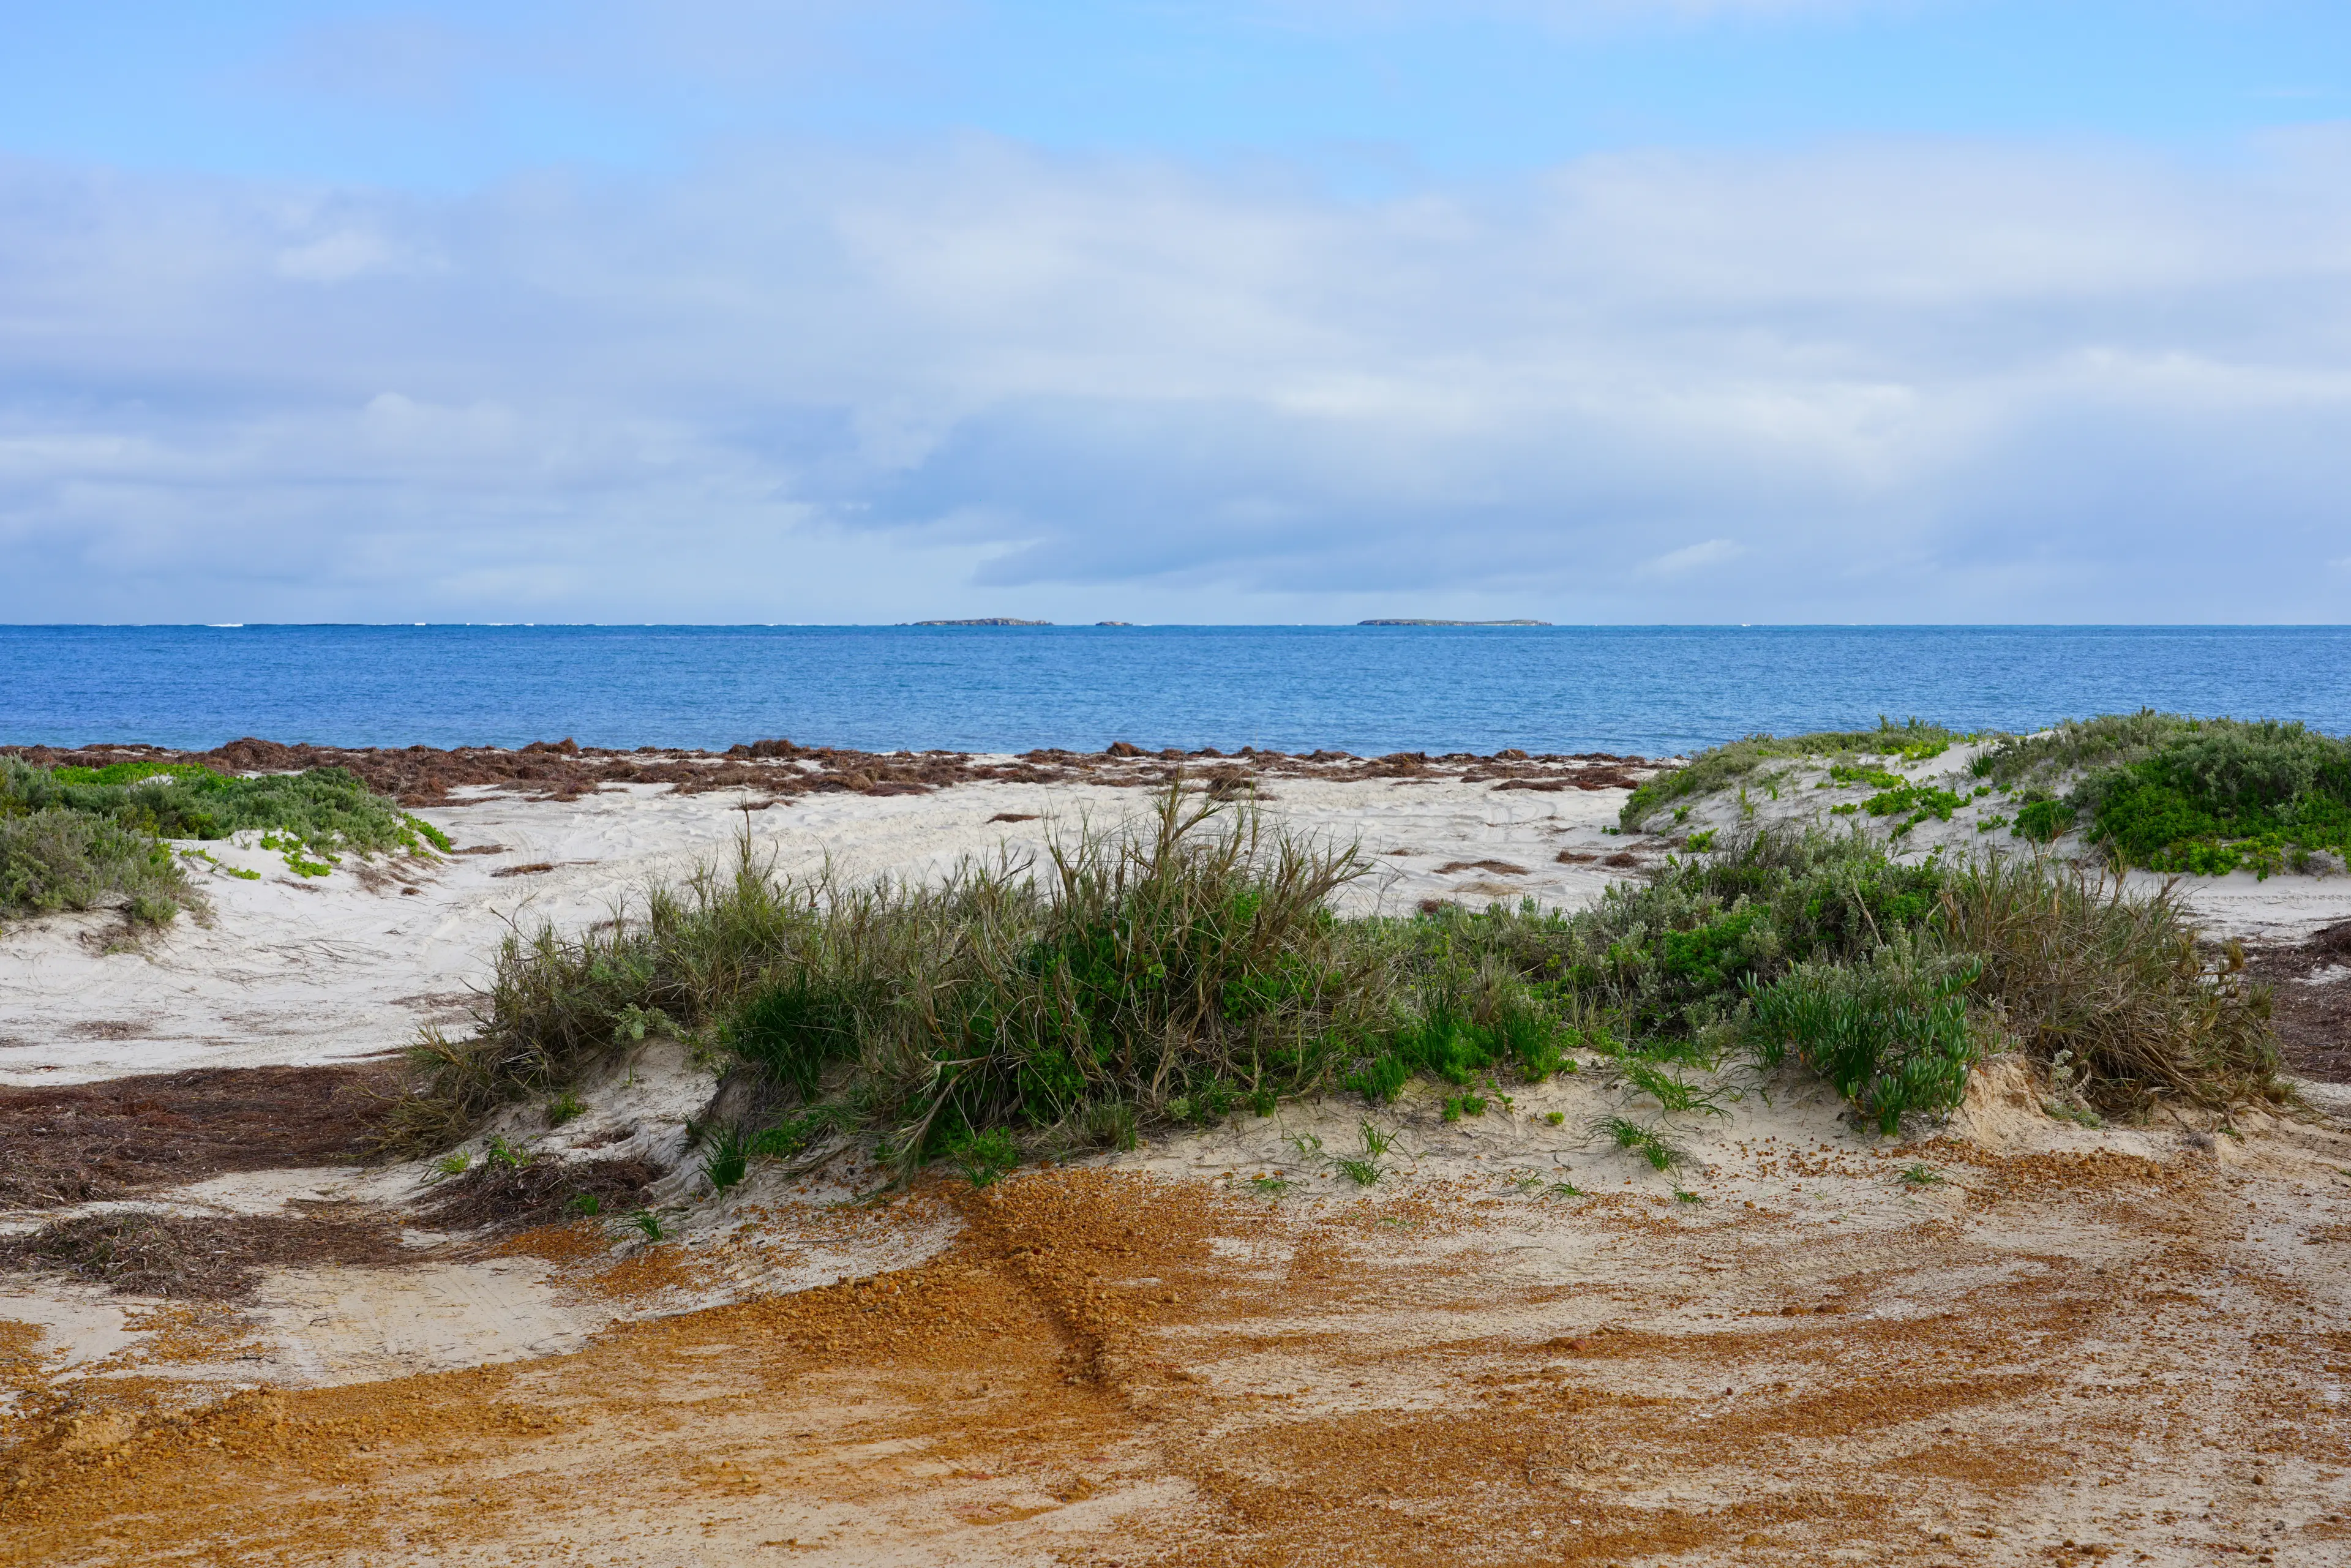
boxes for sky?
[2,1,2349,625]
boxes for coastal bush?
[1940,853,2278,1111]
[1414,825,2274,1123]
[1620,718,1969,830]
[0,757,448,918]
[1745,937,1981,1132]
[0,759,448,859]
[0,809,197,923]
[1976,714,2351,876]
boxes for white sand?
[1,771,1637,1085]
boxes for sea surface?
[3,625,2347,758]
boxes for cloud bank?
[4,127,2350,623]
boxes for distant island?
[1357,618,1552,627]
[908,618,1052,626]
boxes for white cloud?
[2,129,2349,623]
[1641,539,1744,576]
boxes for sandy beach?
[4,747,2350,1566]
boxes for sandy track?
[7,1095,2350,1567]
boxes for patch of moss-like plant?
[0,757,446,918]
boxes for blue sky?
[2,1,2349,622]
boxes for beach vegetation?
[0,808,198,924]
[1599,1115,1688,1171]
[1976,713,2351,876]
[385,776,2281,1177]
[700,1125,751,1193]
[1621,718,1969,830]
[0,757,446,920]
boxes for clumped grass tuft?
[1940,855,2278,1111]
[1598,1114,1689,1171]
[386,786,1395,1172]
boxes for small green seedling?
[484,1135,532,1171]
[1599,1115,1688,1173]
[1360,1121,1397,1158]
[1897,1164,1944,1187]
[953,1128,1021,1188]
[546,1092,586,1128]
[1544,1111,1566,1127]
[1286,1131,1325,1161]
[624,1208,667,1242]
[434,1151,471,1178]
[566,1193,602,1218]
[1249,1175,1291,1199]
[1673,1188,1704,1205]
[1546,1182,1584,1199]
[1333,1157,1381,1187]
[1624,1061,1725,1118]
[702,1126,751,1193]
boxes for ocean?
[3,625,2347,757]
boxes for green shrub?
[0,809,198,923]
[1745,937,1981,1133]
[1940,853,2278,1111]
[1,758,447,861]
[0,757,444,917]
[2012,798,2077,843]
[1978,714,2351,876]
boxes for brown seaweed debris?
[2,737,1657,809]
[0,1212,407,1300]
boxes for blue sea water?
[2,625,2346,758]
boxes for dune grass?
[0,757,448,921]
[385,780,2283,1177]
[386,788,1396,1168]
